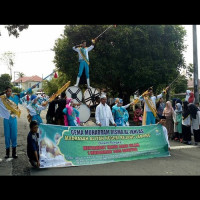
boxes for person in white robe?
[95,94,117,127]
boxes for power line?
[0,49,53,54]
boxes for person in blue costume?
[112,98,134,126]
[112,98,129,126]
[63,98,80,126]
[3,85,35,159]
[26,95,47,125]
[73,40,95,89]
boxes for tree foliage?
[4,25,29,38]
[0,74,12,92]
[53,25,187,103]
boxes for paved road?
[1,104,200,176]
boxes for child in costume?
[63,98,80,126]
[112,98,129,126]
[26,95,47,125]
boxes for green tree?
[0,25,29,38]
[53,25,187,103]
[0,74,12,92]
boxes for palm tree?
[18,72,24,89]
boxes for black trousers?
[182,125,191,142]
[193,129,200,142]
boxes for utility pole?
[193,25,199,104]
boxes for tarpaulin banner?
[38,124,170,168]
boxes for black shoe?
[5,148,10,159]
[12,147,18,159]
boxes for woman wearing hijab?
[162,101,175,140]
[182,101,191,145]
[173,103,183,142]
[188,103,200,145]
[188,92,195,104]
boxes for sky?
[0,25,198,81]
[0,25,65,81]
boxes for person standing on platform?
[73,40,95,89]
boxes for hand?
[32,84,37,89]
[37,161,40,168]
[98,123,101,127]
[166,86,169,91]
[113,123,117,127]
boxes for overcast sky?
[0,25,198,81]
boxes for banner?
[38,124,170,168]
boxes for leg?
[84,62,91,89]
[75,62,84,87]
[4,118,11,149]
[146,112,151,125]
[10,117,17,148]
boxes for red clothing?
[188,92,194,103]
[133,108,143,122]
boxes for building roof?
[13,75,42,83]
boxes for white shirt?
[0,98,10,119]
[162,126,170,148]
[72,45,94,61]
[27,103,47,116]
[182,115,191,126]
[139,93,163,112]
[191,111,200,130]
[95,103,115,126]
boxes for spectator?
[173,103,183,142]
[182,101,192,145]
[133,104,143,126]
[162,101,174,140]
[188,103,200,145]
[27,120,40,168]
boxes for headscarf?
[188,103,198,119]
[64,98,73,126]
[188,92,194,103]
[163,101,174,116]
[182,101,190,120]
[172,98,177,110]
[175,103,182,113]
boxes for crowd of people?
[0,38,199,169]
[1,83,200,169]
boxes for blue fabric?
[63,107,80,126]
[32,114,43,125]
[112,106,127,126]
[146,111,156,125]
[3,116,17,148]
[27,132,39,160]
[3,87,32,149]
[77,60,89,79]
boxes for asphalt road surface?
[1,104,200,176]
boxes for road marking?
[5,158,13,162]
[171,145,200,150]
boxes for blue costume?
[63,107,80,126]
[26,95,47,125]
[139,92,163,125]
[73,45,94,89]
[112,99,128,126]
[4,88,32,150]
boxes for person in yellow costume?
[139,86,169,125]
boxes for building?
[13,75,43,94]
[187,78,200,92]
